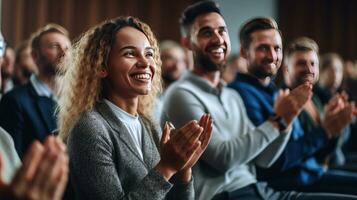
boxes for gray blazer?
[67,101,194,200]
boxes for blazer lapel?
[28,84,57,137]
[140,118,158,168]
[96,101,145,164]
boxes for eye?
[145,50,154,58]
[199,29,213,37]
[218,27,227,35]
[275,46,282,52]
[123,50,135,57]
[49,44,61,49]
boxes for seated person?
[163,1,357,199]
[0,31,68,200]
[57,16,212,200]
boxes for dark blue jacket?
[229,73,330,186]
[0,82,57,158]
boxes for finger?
[29,147,60,194]
[0,154,5,186]
[341,91,349,101]
[201,118,213,149]
[52,159,69,200]
[21,141,45,182]
[43,153,68,199]
[200,115,211,141]
[171,120,198,141]
[198,113,207,127]
[161,122,171,146]
[177,124,203,149]
[177,120,198,135]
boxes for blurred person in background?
[0,30,68,200]
[13,40,38,86]
[1,46,16,94]
[222,53,247,83]
[0,24,71,158]
[155,40,188,120]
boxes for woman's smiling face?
[104,26,156,99]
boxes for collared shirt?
[104,99,143,160]
[30,74,57,101]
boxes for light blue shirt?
[30,74,57,100]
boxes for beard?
[193,49,226,72]
[248,58,279,79]
[38,54,60,77]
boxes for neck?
[37,73,57,92]
[193,67,221,87]
[106,93,138,116]
[252,74,271,86]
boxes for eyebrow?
[198,26,226,32]
[119,46,154,52]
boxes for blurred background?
[1,0,357,59]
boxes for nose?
[266,48,277,62]
[211,31,224,44]
[58,45,68,58]
[307,63,314,73]
[137,55,150,68]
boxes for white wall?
[215,0,278,54]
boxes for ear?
[99,67,108,78]
[240,47,248,59]
[181,36,192,50]
[31,50,39,64]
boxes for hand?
[322,94,357,138]
[176,114,213,182]
[0,136,68,200]
[273,82,312,127]
[155,120,203,181]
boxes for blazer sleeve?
[142,117,195,200]
[68,113,174,200]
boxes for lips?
[130,72,153,82]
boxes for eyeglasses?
[0,40,6,57]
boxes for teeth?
[133,74,151,80]
[210,48,224,53]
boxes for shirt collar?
[30,74,56,99]
[103,99,139,123]
[235,73,277,94]
[183,71,224,95]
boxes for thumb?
[161,122,171,146]
[0,154,6,186]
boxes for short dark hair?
[30,23,69,52]
[285,37,319,58]
[179,1,222,37]
[239,17,280,49]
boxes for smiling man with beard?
[158,1,357,199]
[0,24,71,158]
[229,18,357,197]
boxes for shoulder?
[0,127,15,148]
[67,108,112,149]
[0,84,33,105]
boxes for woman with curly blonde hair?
[57,16,212,200]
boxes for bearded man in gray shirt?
[161,1,357,200]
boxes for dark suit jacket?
[0,82,57,158]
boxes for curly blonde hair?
[57,16,162,139]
